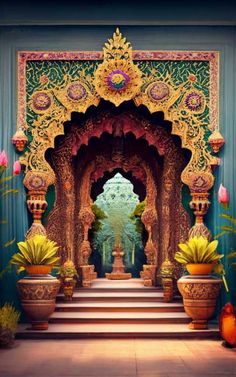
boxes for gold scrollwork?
[94,28,142,106]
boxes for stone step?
[55,301,185,313]
[49,311,190,324]
[56,291,178,302]
[16,323,220,339]
[87,279,160,290]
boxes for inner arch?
[89,172,147,278]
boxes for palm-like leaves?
[11,235,60,272]
[215,212,236,270]
[175,236,223,264]
[215,213,236,239]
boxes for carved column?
[46,141,76,263]
[181,171,214,240]
[189,192,211,239]
[78,164,97,287]
[140,166,158,287]
[24,171,55,239]
[158,153,176,301]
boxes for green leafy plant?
[58,259,78,279]
[215,211,236,284]
[175,236,223,264]
[11,235,60,272]
[91,204,107,233]
[215,213,236,239]
[0,303,20,347]
[0,151,19,279]
[216,212,236,268]
[129,200,146,234]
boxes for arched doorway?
[45,109,190,287]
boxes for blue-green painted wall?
[0,23,235,310]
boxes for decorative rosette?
[66,83,87,101]
[30,91,52,114]
[54,80,100,113]
[147,81,170,102]
[107,70,130,91]
[184,90,206,113]
[94,29,142,106]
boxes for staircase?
[16,278,219,339]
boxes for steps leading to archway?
[16,279,220,339]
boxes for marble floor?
[0,339,236,377]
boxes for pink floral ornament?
[13,161,21,176]
[218,183,229,208]
[0,150,8,167]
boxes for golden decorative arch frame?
[15,29,223,246]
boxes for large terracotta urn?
[177,275,221,329]
[17,275,60,330]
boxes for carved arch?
[16,30,221,247]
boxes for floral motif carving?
[17,280,60,300]
[179,282,221,300]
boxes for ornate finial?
[103,28,132,61]
[94,29,142,106]
[208,130,225,153]
[12,128,28,152]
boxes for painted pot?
[186,263,215,275]
[177,275,221,330]
[62,278,76,301]
[25,265,52,275]
[17,275,60,330]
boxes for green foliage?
[175,236,223,264]
[11,235,60,272]
[215,213,236,239]
[91,204,107,233]
[0,167,18,279]
[215,211,236,270]
[0,303,20,334]
[58,259,78,278]
[129,201,146,234]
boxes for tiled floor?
[0,338,236,377]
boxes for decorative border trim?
[18,50,219,131]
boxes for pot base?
[189,319,208,330]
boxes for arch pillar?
[24,170,55,239]
[140,166,158,287]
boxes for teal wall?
[0,22,236,309]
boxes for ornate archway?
[42,110,190,288]
[13,29,224,292]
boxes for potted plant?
[0,303,20,347]
[175,235,222,330]
[11,234,61,330]
[175,236,223,275]
[58,260,78,300]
